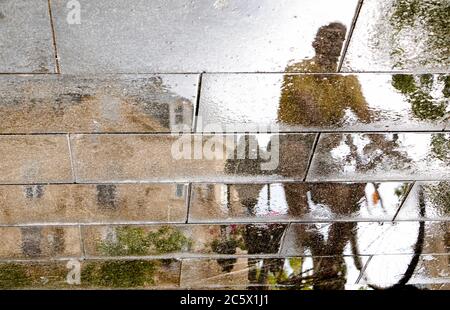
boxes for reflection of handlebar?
[351,190,426,289]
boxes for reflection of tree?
[392,74,449,121]
[430,133,450,162]
[392,74,449,163]
[426,182,450,214]
[389,0,449,68]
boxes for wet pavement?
[0,0,448,290]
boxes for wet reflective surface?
[0,75,197,133]
[396,182,450,220]
[0,226,81,259]
[70,133,316,182]
[0,184,188,225]
[0,0,55,73]
[49,0,358,73]
[190,182,410,222]
[180,256,367,289]
[281,221,448,256]
[0,135,73,184]
[82,224,287,257]
[342,0,450,71]
[199,74,449,132]
[0,0,449,290]
[308,133,450,181]
[0,259,180,288]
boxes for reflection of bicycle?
[350,196,426,290]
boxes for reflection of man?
[235,23,368,289]
[278,23,370,128]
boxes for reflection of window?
[175,184,185,198]
[24,185,44,199]
[174,104,184,125]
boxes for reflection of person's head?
[312,22,346,68]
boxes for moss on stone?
[81,260,156,288]
[0,263,31,289]
[98,225,192,256]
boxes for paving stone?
[0,74,197,133]
[0,226,81,259]
[189,182,410,222]
[307,133,450,181]
[0,135,73,184]
[359,254,450,290]
[281,221,449,256]
[395,182,450,221]
[180,256,367,289]
[70,133,316,183]
[198,73,449,132]
[80,259,180,288]
[0,259,180,289]
[50,0,358,73]
[0,183,187,225]
[81,224,287,257]
[0,0,55,73]
[342,0,450,72]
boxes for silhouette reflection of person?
[279,22,371,128]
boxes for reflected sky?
[198,73,449,132]
[50,0,358,73]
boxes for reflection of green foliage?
[252,258,315,290]
[211,239,239,254]
[289,257,303,274]
[211,239,242,273]
[426,183,450,213]
[99,227,150,256]
[395,183,410,198]
[390,0,449,67]
[148,226,192,254]
[392,74,448,120]
[430,134,450,161]
[0,264,31,289]
[392,74,417,94]
[99,226,192,256]
[82,261,156,288]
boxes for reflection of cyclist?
[275,24,367,289]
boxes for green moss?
[81,260,156,288]
[148,226,192,254]
[98,226,192,256]
[99,226,150,256]
[0,264,31,289]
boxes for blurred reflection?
[0,76,194,133]
[388,0,449,69]
[391,74,449,122]
[286,22,346,72]
[279,23,372,127]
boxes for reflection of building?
[0,76,194,133]
[0,226,81,259]
[0,184,188,225]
